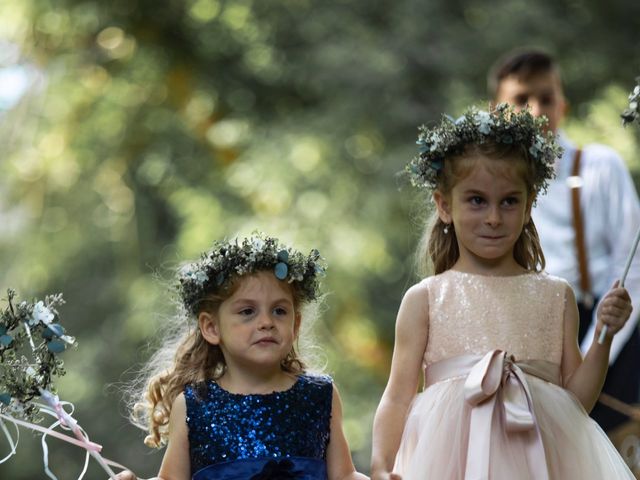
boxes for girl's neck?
[216,367,297,395]
[451,258,529,277]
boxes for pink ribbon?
[38,389,125,478]
[0,411,102,452]
[462,350,550,480]
[0,391,127,479]
[48,394,102,451]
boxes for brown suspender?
[570,148,593,307]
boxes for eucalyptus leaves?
[0,289,75,422]
[178,233,326,315]
[621,77,640,127]
[407,103,561,193]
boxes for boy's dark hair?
[488,48,559,99]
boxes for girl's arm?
[112,394,190,480]
[370,282,430,480]
[562,282,632,411]
[156,393,191,480]
[325,385,369,480]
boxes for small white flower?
[192,271,208,285]
[180,263,196,276]
[26,366,37,377]
[428,134,441,152]
[475,111,493,134]
[180,264,208,285]
[9,400,25,415]
[30,301,54,326]
[528,134,546,158]
[252,238,264,251]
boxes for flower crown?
[406,103,562,192]
[621,77,640,126]
[0,289,75,422]
[178,233,326,315]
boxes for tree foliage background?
[0,0,639,477]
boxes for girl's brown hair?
[416,141,546,277]
[129,273,311,448]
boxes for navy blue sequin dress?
[185,374,332,480]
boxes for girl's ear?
[199,312,221,345]
[433,190,452,224]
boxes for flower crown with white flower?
[0,289,75,422]
[178,233,326,315]
[622,77,640,126]
[406,103,561,193]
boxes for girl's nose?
[485,206,502,227]
[528,100,542,118]
[257,312,275,329]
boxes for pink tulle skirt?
[395,372,634,479]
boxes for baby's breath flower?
[29,301,54,326]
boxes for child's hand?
[597,280,633,340]
[112,471,137,480]
[371,471,402,480]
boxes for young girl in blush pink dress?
[370,105,635,479]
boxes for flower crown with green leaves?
[622,77,640,126]
[178,233,326,315]
[0,289,75,422]
[406,103,562,192]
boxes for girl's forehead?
[232,271,294,299]
[456,154,526,182]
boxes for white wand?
[600,78,640,344]
[598,225,640,344]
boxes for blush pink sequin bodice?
[423,270,568,366]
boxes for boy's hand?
[597,280,633,339]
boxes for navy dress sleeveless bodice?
[184,374,332,480]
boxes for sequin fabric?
[423,270,567,366]
[185,374,332,473]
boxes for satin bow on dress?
[425,350,560,480]
[192,457,327,480]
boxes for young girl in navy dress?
[370,105,635,479]
[115,234,368,480]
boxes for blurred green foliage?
[0,0,639,477]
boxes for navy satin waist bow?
[192,456,327,480]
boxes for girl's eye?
[514,94,528,107]
[540,96,555,107]
[469,196,485,206]
[239,308,255,316]
[502,197,519,206]
[273,307,288,316]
